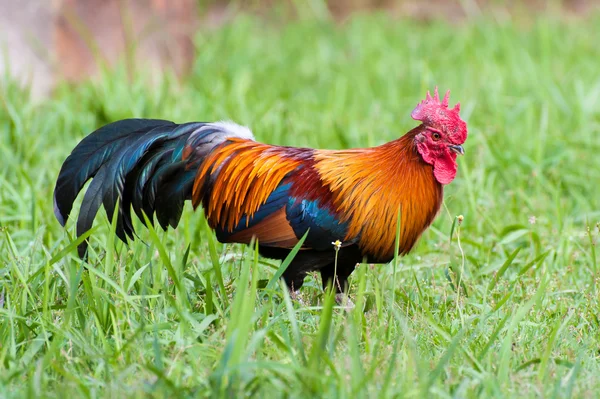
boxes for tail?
[53,118,254,257]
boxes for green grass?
[2,11,600,398]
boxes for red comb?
[411,87,461,122]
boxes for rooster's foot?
[290,290,307,307]
[335,293,355,310]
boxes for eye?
[432,132,441,141]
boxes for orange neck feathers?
[314,127,443,260]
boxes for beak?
[449,144,465,155]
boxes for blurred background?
[1,0,598,99]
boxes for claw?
[335,293,355,311]
[290,290,306,307]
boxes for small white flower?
[528,216,537,225]
[332,240,342,250]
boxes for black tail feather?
[53,118,237,257]
[53,119,172,226]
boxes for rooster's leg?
[334,293,355,310]
[282,269,307,292]
[319,262,355,309]
[282,270,308,306]
[319,262,355,293]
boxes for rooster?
[54,88,467,300]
